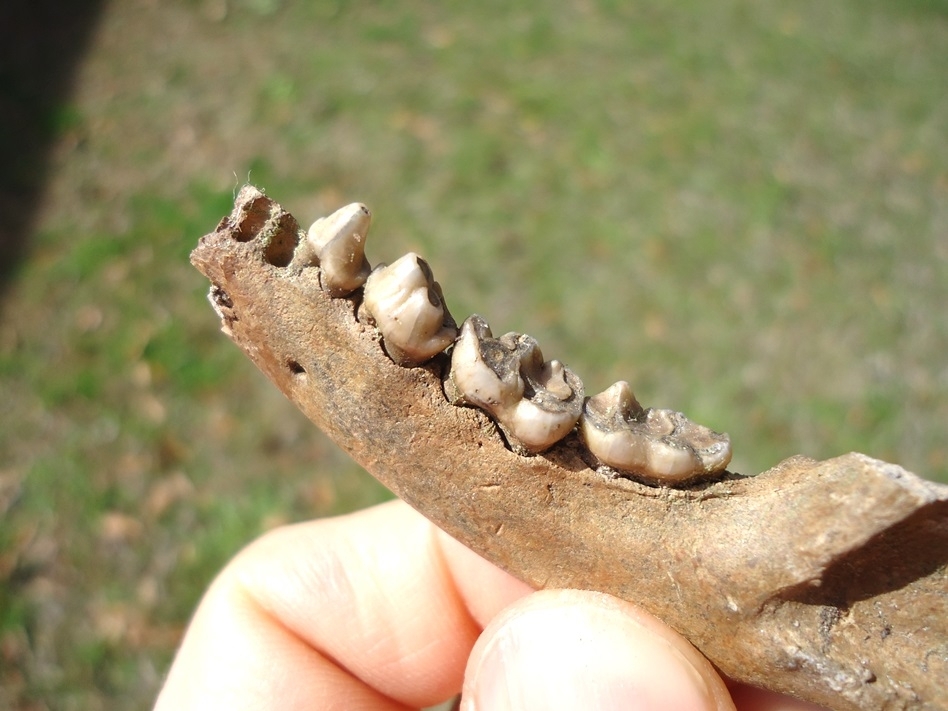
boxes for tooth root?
[448,315,584,454]
[362,253,458,367]
[580,383,732,485]
[294,203,372,296]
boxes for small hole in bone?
[210,284,233,309]
[262,214,299,267]
[233,193,271,242]
[287,359,306,376]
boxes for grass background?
[1,0,946,708]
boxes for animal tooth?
[579,381,732,485]
[508,398,581,452]
[449,316,523,407]
[361,253,458,366]
[447,315,584,454]
[294,202,372,296]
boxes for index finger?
[154,499,531,710]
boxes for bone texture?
[191,187,948,711]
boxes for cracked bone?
[293,202,372,296]
[447,315,584,453]
[580,380,732,484]
[361,253,458,366]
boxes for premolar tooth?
[447,315,584,454]
[449,316,523,407]
[579,381,732,485]
[362,253,458,366]
[294,203,372,296]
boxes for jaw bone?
[580,381,732,484]
[361,253,458,367]
[446,315,584,454]
[293,202,373,296]
[290,200,730,480]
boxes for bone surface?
[580,381,732,484]
[191,187,948,711]
[294,202,372,296]
[361,253,458,366]
[447,315,584,453]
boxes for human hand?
[154,499,828,711]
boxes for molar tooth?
[447,315,584,454]
[294,203,372,296]
[580,381,732,485]
[362,253,458,366]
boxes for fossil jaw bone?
[446,315,584,454]
[361,253,458,366]
[289,200,727,475]
[580,381,732,484]
[293,203,372,296]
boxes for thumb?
[461,589,734,711]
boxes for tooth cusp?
[294,203,372,296]
[362,253,458,366]
[580,381,732,485]
[447,315,584,454]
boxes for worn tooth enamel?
[580,381,732,484]
[449,316,523,406]
[293,202,372,296]
[362,252,458,366]
[508,398,581,451]
[447,315,584,454]
[539,360,572,400]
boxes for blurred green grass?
[0,0,946,708]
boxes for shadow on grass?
[0,0,105,300]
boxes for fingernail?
[465,592,718,711]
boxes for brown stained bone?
[191,187,948,711]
